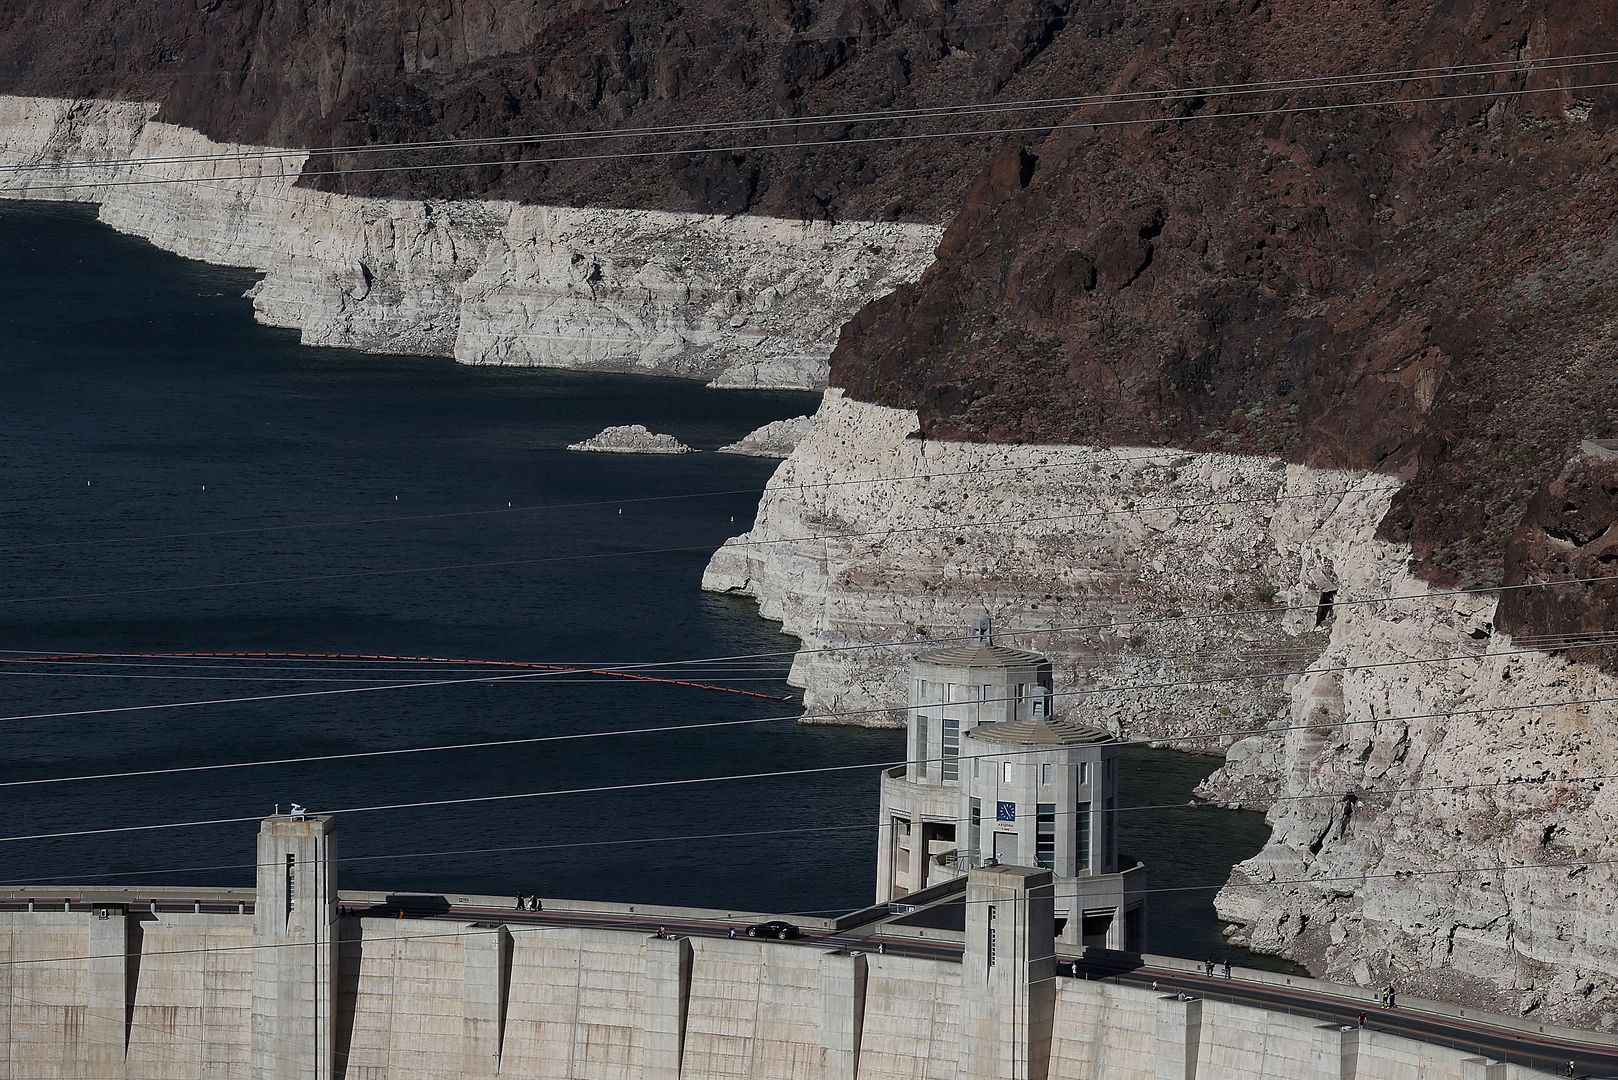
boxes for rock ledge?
[717,416,813,458]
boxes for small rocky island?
[716,416,813,458]
[566,424,694,455]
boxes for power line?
[3,690,1608,887]
[0,643,1588,791]
[0,643,1596,842]
[9,77,1614,196]
[0,569,1611,730]
[0,668,804,685]
[5,632,1471,677]
[7,51,1609,176]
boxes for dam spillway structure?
[875,615,1147,951]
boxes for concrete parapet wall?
[0,907,1567,1079]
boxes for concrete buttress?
[1154,995,1201,1080]
[820,951,868,1080]
[88,906,128,1079]
[961,865,1057,1080]
[644,935,693,1080]
[1309,1022,1353,1079]
[252,814,337,1080]
[462,923,511,1079]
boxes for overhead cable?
[9,78,1615,195]
[0,645,1602,841]
[5,51,1610,176]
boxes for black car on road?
[745,920,801,940]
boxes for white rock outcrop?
[716,415,814,458]
[0,96,942,389]
[567,425,693,455]
[702,388,1618,1026]
[702,389,1308,732]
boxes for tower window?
[1036,804,1056,870]
[1076,802,1092,872]
[942,719,960,781]
[915,713,930,778]
[1002,761,1014,784]
[987,908,997,970]
[969,799,981,863]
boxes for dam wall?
[0,819,1575,1080]
[4,905,1560,1080]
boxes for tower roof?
[964,714,1115,747]
[913,614,1046,669]
[912,642,1047,668]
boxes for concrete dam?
[2,814,1609,1080]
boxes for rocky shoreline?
[0,96,942,389]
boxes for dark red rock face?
[828,1,1618,662]
[1498,443,1618,669]
[0,0,1149,221]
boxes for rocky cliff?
[0,96,939,386]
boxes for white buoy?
[507,501,512,508]
[618,508,623,515]
[201,485,207,492]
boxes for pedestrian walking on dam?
[515,895,525,910]
[1357,1012,1366,1028]
[1205,959,1215,977]
[1223,959,1232,980]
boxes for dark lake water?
[0,200,1281,966]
